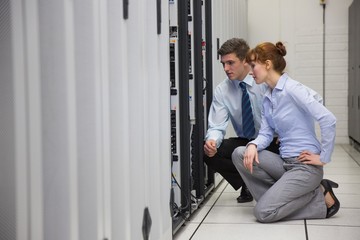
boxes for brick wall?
[248,0,353,144]
[294,26,348,143]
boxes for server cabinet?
[2,0,172,240]
[108,0,172,239]
[357,0,360,145]
[349,0,360,145]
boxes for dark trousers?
[204,137,279,190]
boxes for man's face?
[220,53,246,81]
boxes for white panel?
[108,0,170,239]
[0,1,16,239]
[73,0,104,239]
[111,0,172,238]
[38,0,79,239]
[11,1,28,240]
[144,0,159,238]
[107,0,131,239]
[13,0,44,240]
[63,2,79,240]
[126,0,147,239]
[98,0,111,238]
[144,0,171,238]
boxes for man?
[204,38,279,203]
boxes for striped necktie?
[239,82,255,139]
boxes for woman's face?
[249,60,267,84]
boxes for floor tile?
[202,206,257,223]
[223,183,238,193]
[323,174,360,183]
[306,208,360,227]
[337,193,360,208]
[324,167,360,175]
[211,180,227,193]
[202,206,304,225]
[306,225,360,240]
[188,205,211,223]
[214,192,255,207]
[173,223,199,240]
[202,192,221,206]
[191,223,307,240]
[324,159,359,168]
[333,183,360,195]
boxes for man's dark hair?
[217,38,249,61]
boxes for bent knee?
[254,204,276,223]
[231,146,247,169]
[231,146,246,163]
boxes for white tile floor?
[174,144,360,240]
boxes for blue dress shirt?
[251,73,336,163]
[205,74,266,147]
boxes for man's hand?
[243,144,259,174]
[204,140,217,157]
[297,150,325,166]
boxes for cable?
[171,172,198,203]
[171,172,191,221]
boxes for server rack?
[204,0,216,190]
[191,0,205,200]
[169,0,214,234]
[169,0,192,233]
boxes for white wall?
[212,0,248,138]
[212,0,248,88]
[248,0,353,144]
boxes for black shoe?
[237,186,253,203]
[321,179,340,218]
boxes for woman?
[231,41,340,223]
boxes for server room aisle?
[174,144,360,240]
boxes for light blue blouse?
[251,73,336,163]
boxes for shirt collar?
[274,73,288,90]
[231,73,255,88]
[264,73,288,98]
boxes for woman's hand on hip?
[297,150,325,166]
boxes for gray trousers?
[232,146,327,223]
